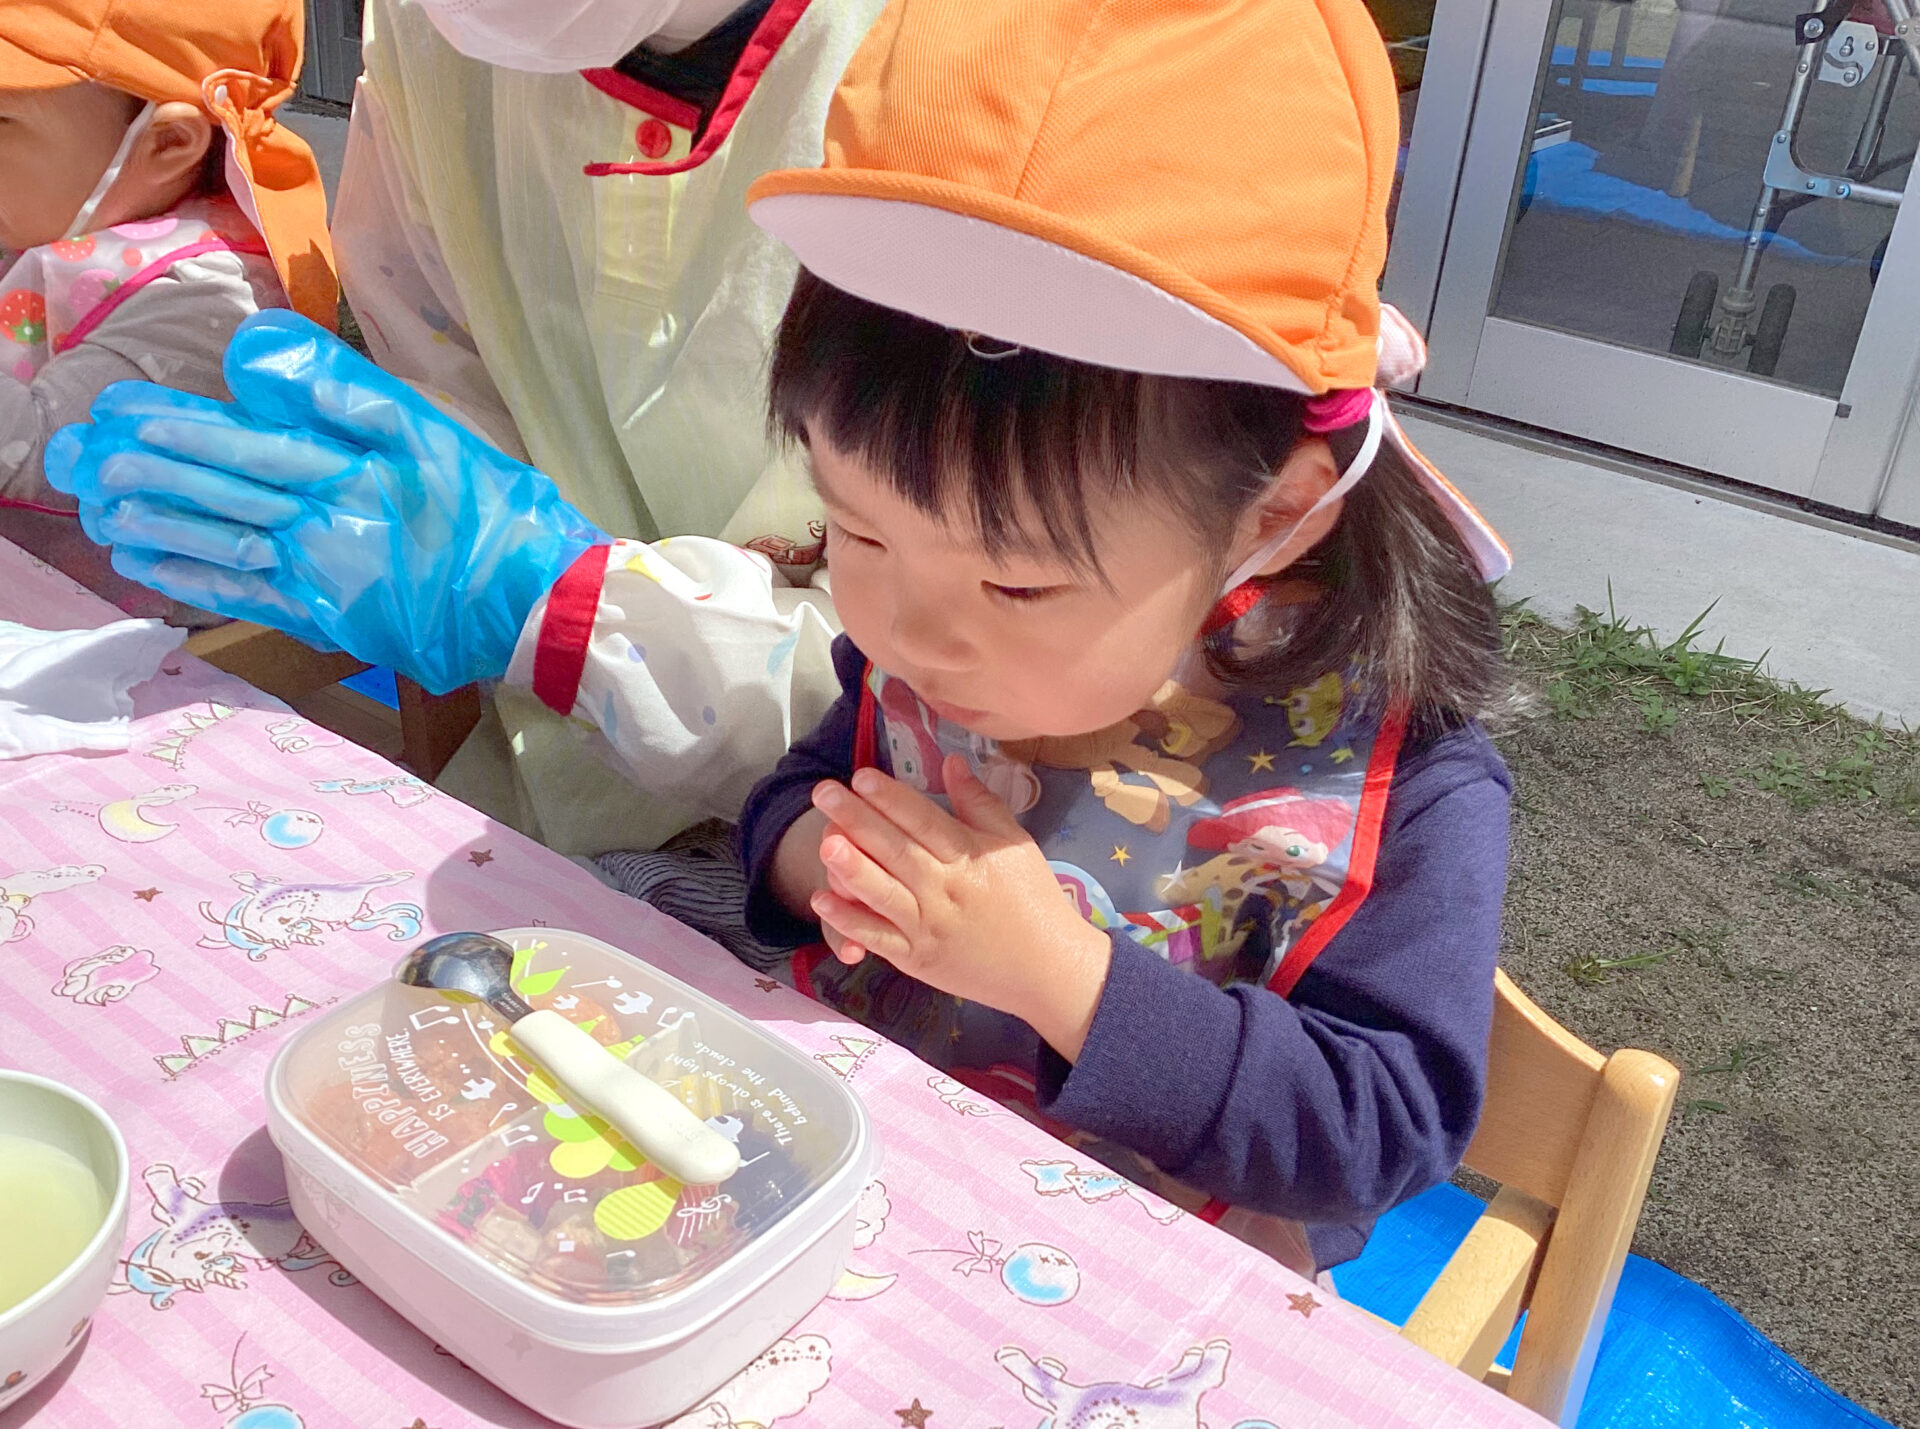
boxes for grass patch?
[1692,1039,1778,1082]
[1502,592,1918,818]
[1563,945,1673,985]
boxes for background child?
[0,0,334,618]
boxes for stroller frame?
[1672,0,1917,374]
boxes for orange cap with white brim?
[747,0,1509,581]
[0,0,337,330]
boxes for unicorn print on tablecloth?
[998,1340,1277,1429]
[202,801,328,850]
[1020,1158,1183,1226]
[310,774,436,809]
[261,718,343,755]
[198,870,422,959]
[112,1164,352,1311]
[198,1338,308,1429]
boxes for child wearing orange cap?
[43,0,1512,1278]
[0,0,334,617]
[716,0,1517,1276]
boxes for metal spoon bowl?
[398,931,532,1022]
[396,931,740,1186]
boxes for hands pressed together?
[797,753,1113,1062]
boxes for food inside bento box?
[272,929,864,1308]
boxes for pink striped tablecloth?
[0,538,1546,1429]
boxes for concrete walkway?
[1401,409,1920,726]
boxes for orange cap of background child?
[0,0,336,330]
[747,0,1400,395]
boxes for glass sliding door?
[1420,0,1920,515]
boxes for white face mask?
[65,100,158,240]
[1216,390,1384,597]
[415,0,749,71]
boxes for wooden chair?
[1398,970,1678,1426]
[184,621,482,780]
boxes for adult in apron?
[331,0,884,852]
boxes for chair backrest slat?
[1461,971,1606,1204]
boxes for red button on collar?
[636,118,673,160]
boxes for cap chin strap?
[1214,389,1384,599]
[65,102,159,240]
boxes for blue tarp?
[1332,1184,1896,1429]
[1522,141,1849,264]
[340,664,399,709]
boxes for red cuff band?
[532,544,612,716]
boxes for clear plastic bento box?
[266,927,873,1428]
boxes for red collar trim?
[582,0,813,179]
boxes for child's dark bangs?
[769,270,1143,571]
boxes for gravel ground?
[1490,606,1920,1426]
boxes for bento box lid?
[266,928,872,1348]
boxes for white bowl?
[0,1071,129,1410]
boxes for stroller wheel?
[1671,271,1718,357]
[1748,283,1796,378]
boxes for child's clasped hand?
[807,754,1112,1062]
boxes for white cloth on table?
[0,618,184,758]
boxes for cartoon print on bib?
[875,670,1040,815]
[1155,787,1355,964]
[1004,680,1241,833]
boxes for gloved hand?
[45,310,606,695]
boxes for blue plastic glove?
[45,310,606,695]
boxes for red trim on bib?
[791,943,830,1001]
[54,236,271,354]
[583,0,813,179]
[1201,580,1270,638]
[532,544,612,715]
[1264,703,1407,997]
[852,663,880,771]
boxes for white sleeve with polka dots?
[505,536,844,828]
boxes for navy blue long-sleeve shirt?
[739,636,1509,1267]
